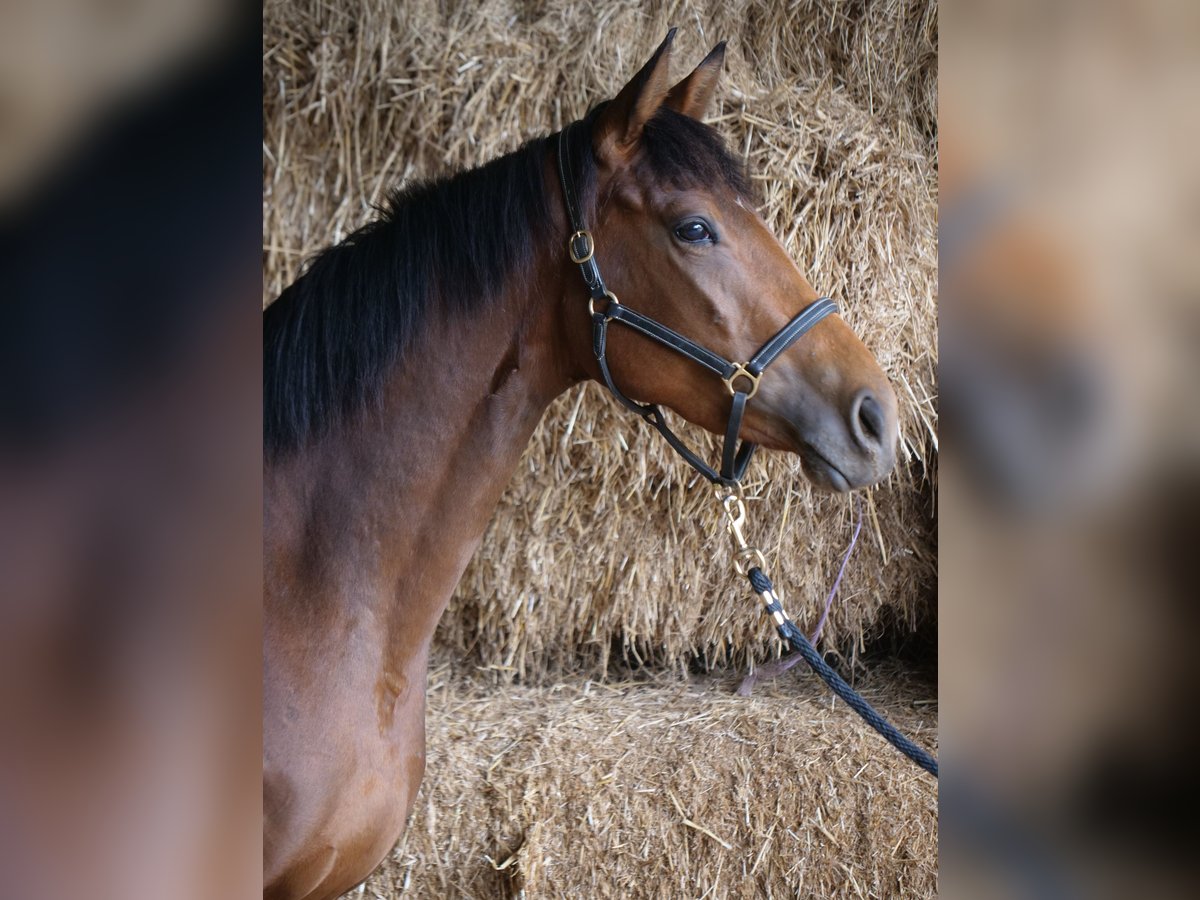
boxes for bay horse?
[264,32,899,899]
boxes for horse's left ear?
[593,29,677,165]
[665,42,726,120]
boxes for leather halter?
[556,122,837,486]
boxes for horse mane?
[263,106,750,460]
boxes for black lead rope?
[557,121,938,779]
[748,567,939,777]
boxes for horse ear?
[665,42,725,120]
[593,29,677,165]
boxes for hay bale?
[360,667,938,898]
[262,0,938,677]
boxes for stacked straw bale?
[364,667,938,897]
[262,0,938,676]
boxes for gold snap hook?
[713,483,767,576]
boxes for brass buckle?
[724,363,761,399]
[568,230,594,264]
[588,289,620,319]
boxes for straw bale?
[358,666,937,898]
[262,0,938,677]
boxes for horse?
[263,32,899,899]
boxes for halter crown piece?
[556,123,837,486]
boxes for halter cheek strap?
[557,123,836,486]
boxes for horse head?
[565,32,899,491]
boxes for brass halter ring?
[568,230,594,264]
[724,362,762,399]
[588,289,620,319]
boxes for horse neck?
[266,237,579,661]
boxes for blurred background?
[0,2,259,899]
[940,0,1199,897]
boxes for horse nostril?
[852,391,886,448]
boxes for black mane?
[263,106,749,460]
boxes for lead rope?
[715,484,939,778]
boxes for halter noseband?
[556,122,837,486]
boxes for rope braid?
[746,566,938,777]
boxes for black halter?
[556,123,837,486]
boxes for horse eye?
[674,220,713,243]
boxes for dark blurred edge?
[0,11,260,450]
[0,7,262,900]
